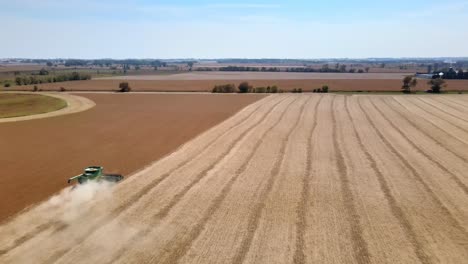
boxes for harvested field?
[0,93,264,222]
[10,78,468,92]
[1,93,467,263]
[97,72,408,80]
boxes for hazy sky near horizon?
[1,0,468,59]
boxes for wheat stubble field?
[1,94,467,264]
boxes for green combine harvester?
[67,166,123,184]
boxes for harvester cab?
[67,166,123,184]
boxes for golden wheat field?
[0,94,467,264]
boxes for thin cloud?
[205,3,281,9]
[400,2,468,18]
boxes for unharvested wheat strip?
[356,97,468,263]
[417,97,468,124]
[385,97,468,163]
[305,95,356,263]
[33,96,292,264]
[0,96,285,263]
[61,96,299,264]
[0,95,275,252]
[241,95,318,264]
[333,95,423,264]
[363,97,468,228]
[393,96,468,145]
[378,97,468,193]
[155,96,307,264]
[434,96,468,114]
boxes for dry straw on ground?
[0,94,467,263]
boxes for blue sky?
[1,0,467,59]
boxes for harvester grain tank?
[67,166,123,184]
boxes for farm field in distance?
[1,93,467,263]
[6,71,468,92]
[0,93,265,222]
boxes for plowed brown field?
[13,78,468,92]
[1,94,468,263]
[0,93,264,222]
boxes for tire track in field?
[408,98,468,135]
[416,97,468,124]
[435,97,468,113]
[0,96,275,257]
[149,96,302,264]
[392,97,468,146]
[345,97,431,264]
[150,98,297,222]
[331,96,371,264]
[0,222,55,256]
[231,96,310,264]
[48,96,294,264]
[293,95,323,264]
[357,97,468,237]
[439,97,468,111]
[380,97,468,195]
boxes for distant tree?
[457,69,464,79]
[119,82,131,92]
[322,85,329,93]
[212,84,235,93]
[238,82,252,93]
[4,82,11,88]
[15,77,22,85]
[39,68,49,75]
[349,69,356,73]
[380,63,386,68]
[254,87,266,93]
[321,64,329,72]
[428,78,446,93]
[357,69,364,73]
[365,67,370,73]
[427,65,433,74]
[402,76,417,94]
[187,61,195,71]
[445,68,457,79]
[46,62,53,67]
[270,85,278,93]
[339,65,347,72]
